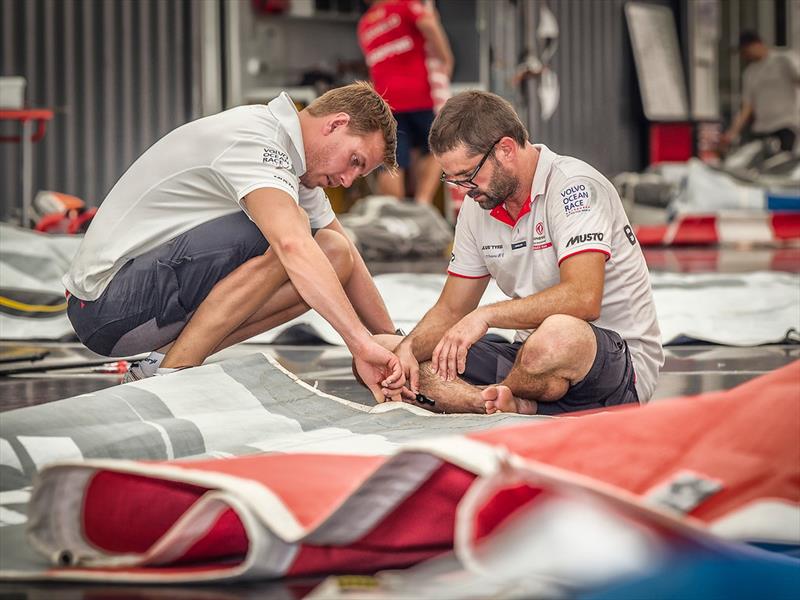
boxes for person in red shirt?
[358,0,453,205]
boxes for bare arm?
[244,188,404,400]
[724,101,754,143]
[416,5,454,78]
[431,252,606,381]
[403,274,489,361]
[394,274,489,394]
[324,217,395,335]
[479,251,605,329]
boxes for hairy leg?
[483,315,597,414]
[368,334,486,413]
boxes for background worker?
[358,0,454,205]
[721,30,800,154]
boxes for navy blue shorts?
[67,211,270,357]
[394,109,436,170]
[461,325,639,415]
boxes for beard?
[468,162,520,210]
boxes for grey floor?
[0,246,798,599]
[1,247,798,411]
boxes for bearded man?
[372,91,663,415]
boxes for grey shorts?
[67,211,270,357]
[461,325,638,415]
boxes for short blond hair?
[307,81,398,171]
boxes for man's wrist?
[345,328,373,355]
[474,305,493,327]
[396,336,415,357]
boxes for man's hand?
[394,340,421,401]
[431,309,489,382]
[353,340,406,403]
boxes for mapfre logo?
[566,232,603,247]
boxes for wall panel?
[486,0,659,176]
[0,0,200,222]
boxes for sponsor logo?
[560,182,592,216]
[566,232,604,247]
[481,243,504,259]
[531,220,550,251]
[623,224,637,245]
[273,174,296,190]
[263,148,291,169]
[511,241,527,250]
[365,35,413,67]
[361,13,401,44]
[450,252,456,262]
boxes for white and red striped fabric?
[635,212,800,247]
[19,361,800,583]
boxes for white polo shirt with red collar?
[448,144,663,402]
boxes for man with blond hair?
[64,82,405,401]
[373,91,662,415]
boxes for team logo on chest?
[532,221,552,251]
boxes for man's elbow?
[274,235,310,260]
[578,292,602,322]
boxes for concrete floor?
[0,246,798,599]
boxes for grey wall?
[519,0,657,176]
[437,0,480,83]
[0,0,201,221]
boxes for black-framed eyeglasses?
[440,138,502,190]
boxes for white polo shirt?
[63,92,335,301]
[448,145,663,402]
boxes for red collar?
[489,195,532,227]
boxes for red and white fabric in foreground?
[635,212,800,246]
[21,362,800,584]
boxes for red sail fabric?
[23,361,800,583]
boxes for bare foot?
[482,385,537,415]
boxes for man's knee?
[314,229,354,281]
[518,314,595,374]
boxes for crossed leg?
[161,229,354,369]
[483,315,596,414]
[371,315,597,414]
